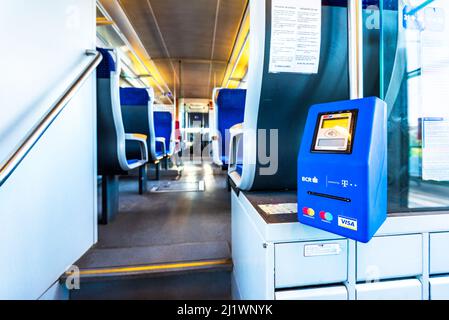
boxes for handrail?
[348,0,364,99]
[0,50,102,188]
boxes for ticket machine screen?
[312,111,357,153]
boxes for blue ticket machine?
[297,97,387,243]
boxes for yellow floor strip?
[76,258,232,276]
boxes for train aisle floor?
[75,161,231,275]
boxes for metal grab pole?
[0,51,102,188]
[348,0,364,99]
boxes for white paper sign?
[269,0,321,74]
[422,118,449,181]
[258,203,297,215]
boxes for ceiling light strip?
[207,0,222,98]
[225,31,249,88]
[98,0,172,103]
[221,2,249,88]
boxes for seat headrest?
[97,48,116,79]
[154,111,172,124]
[217,89,246,110]
[120,87,151,106]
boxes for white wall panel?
[0,0,95,161]
[0,0,96,299]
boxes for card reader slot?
[307,191,351,203]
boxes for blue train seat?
[120,86,167,179]
[154,111,174,156]
[154,111,174,169]
[212,88,246,167]
[96,47,149,223]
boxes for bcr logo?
[302,176,319,184]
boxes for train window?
[381,0,449,212]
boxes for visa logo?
[338,216,358,231]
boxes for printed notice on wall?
[269,0,321,74]
[422,118,449,181]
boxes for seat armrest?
[156,137,167,155]
[125,133,148,163]
[228,123,244,174]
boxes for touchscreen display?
[322,117,349,129]
[312,110,357,153]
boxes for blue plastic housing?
[297,97,387,243]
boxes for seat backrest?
[235,0,388,191]
[154,111,174,156]
[120,87,151,160]
[120,86,163,162]
[216,89,246,164]
[96,47,128,175]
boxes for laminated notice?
[269,0,321,74]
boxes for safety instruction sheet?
[422,118,449,181]
[269,0,321,74]
[258,203,298,215]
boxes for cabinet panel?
[356,279,422,300]
[275,240,347,288]
[357,234,422,281]
[276,285,348,300]
[430,232,449,275]
[430,276,449,300]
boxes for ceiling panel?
[148,0,217,60]
[119,0,248,100]
[214,0,247,61]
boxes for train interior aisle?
[66,0,249,300]
[72,162,232,300]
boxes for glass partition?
[381,0,449,212]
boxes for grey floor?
[77,161,231,269]
[72,161,233,300]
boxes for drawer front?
[356,279,422,300]
[357,234,422,282]
[275,240,348,289]
[430,232,449,275]
[276,285,348,300]
[430,276,449,300]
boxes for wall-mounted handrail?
[0,50,102,188]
